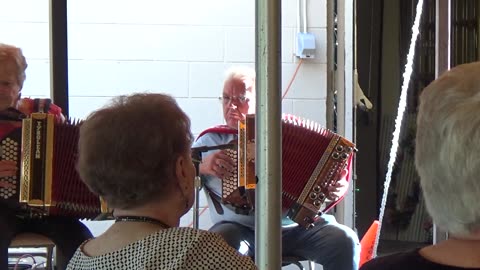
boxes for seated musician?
[0,43,92,269]
[192,66,361,270]
[67,93,257,269]
[361,62,480,270]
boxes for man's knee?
[327,225,360,255]
[209,222,254,256]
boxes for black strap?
[205,187,224,215]
[33,98,52,113]
[205,187,254,216]
[43,99,51,113]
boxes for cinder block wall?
[1,0,327,136]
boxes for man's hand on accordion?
[0,160,17,188]
[200,150,236,179]
[327,169,349,201]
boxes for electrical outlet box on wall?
[296,32,316,59]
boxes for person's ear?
[175,155,189,189]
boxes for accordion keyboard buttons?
[222,149,238,200]
[0,138,19,199]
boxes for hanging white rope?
[372,0,424,257]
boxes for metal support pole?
[326,0,335,130]
[255,0,282,268]
[335,0,356,229]
[433,0,451,244]
[49,0,69,116]
[192,152,202,230]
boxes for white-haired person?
[66,93,257,270]
[0,43,92,270]
[361,62,480,270]
[193,66,361,270]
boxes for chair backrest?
[10,233,54,248]
[282,256,315,270]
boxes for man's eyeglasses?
[219,95,249,105]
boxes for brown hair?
[0,43,28,89]
[77,93,193,209]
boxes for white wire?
[303,0,307,33]
[297,0,301,33]
[372,0,424,258]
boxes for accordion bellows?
[0,112,103,219]
[222,114,355,228]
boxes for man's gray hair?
[415,61,480,237]
[223,66,256,92]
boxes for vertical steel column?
[326,0,335,130]
[434,0,451,244]
[255,0,282,268]
[49,0,69,116]
[335,0,356,228]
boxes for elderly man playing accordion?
[193,66,360,270]
[0,43,92,270]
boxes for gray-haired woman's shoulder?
[172,227,258,269]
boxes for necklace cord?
[115,216,171,229]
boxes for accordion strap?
[33,98,52,113]
[204,187,224,215]
[205,184,253,216]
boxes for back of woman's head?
[0,43,27,88]
[78,93,193,209]
[415,61,480,237]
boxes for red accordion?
[211,114,355,228]
[0,111,105,219]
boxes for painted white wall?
[0,0,327,136]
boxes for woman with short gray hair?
[67,93,257,270]
[361,61,480,270]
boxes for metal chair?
[282,255,315,270]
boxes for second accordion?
[0,111,105,219]
[221,114,355,228]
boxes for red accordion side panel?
[0,113,104,220]
[50,121,101,219]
